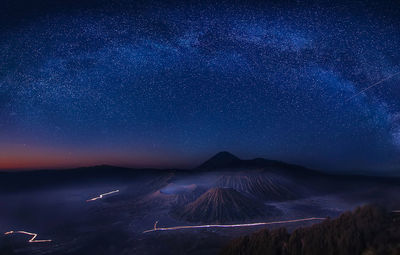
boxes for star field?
[0,0,399,172]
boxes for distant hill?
[197,151,242,169]
[196,152,400,189]
[196,152,322,176]
[0,152,399,194]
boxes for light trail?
[86,189,119,202]
[143,217,326,233]
[346,71,400,102]
[4,231,52,243]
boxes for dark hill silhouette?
[197,151,241,169]
[196,153,400,192]
[196,152,323,177]
[1,152,399,194]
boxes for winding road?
[86,190,120,202]
[143,217,326,233]
[4,231,52,243]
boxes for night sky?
[0,0,399,172]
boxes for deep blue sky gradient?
[0,0,399,172]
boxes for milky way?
[0,0,399,172]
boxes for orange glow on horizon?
[0,143,190,170]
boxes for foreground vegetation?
[221,205,400,255]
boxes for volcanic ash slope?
[173,187,281,224]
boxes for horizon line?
[0,162,398,178]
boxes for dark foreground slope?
[221,205,400,255]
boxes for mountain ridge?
[196,152,323,177]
